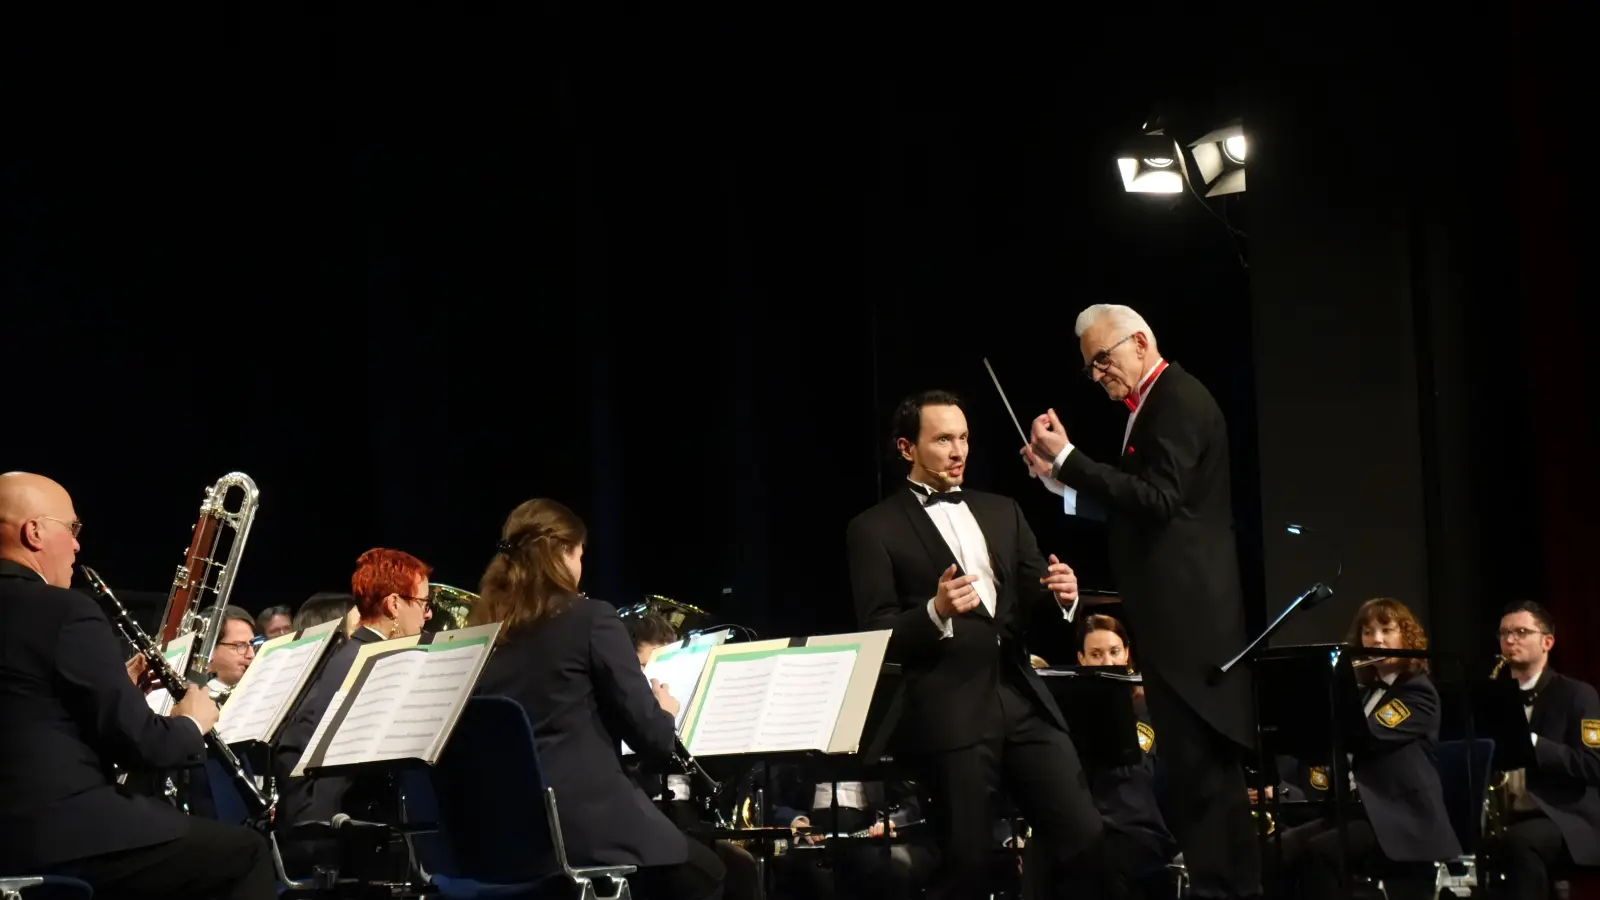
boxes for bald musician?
[0,472,274,899]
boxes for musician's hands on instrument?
[867,820,896,838]
[650,678,681,718]
[1020,445,1054,479]
[172,689,221,733]
[933,564,983,620]
[1029,409,1069,460]
[125,654,148,687]
[790,815,822,845]
[1247,785,1274,804]
[1041,554,1078,608]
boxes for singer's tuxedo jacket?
[846,485,1072,752]
[474,594,687,869]
[1052,361,1255,747]
[0,560,207,871]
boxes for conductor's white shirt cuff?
[926,597,954,639]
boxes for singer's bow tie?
[919,489,965,506]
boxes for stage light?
[1116,131,1188,194]
[1189,122,1247,197]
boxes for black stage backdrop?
[5,6,1584,681]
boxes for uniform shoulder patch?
[1136,721,1155,753]
[1582,719,1600,749]
[1308,766,1329,790]
[1375,698,1412,729]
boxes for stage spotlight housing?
[1189,122,1247,197]
[1116,132,1187,194]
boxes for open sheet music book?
[145,633,198,716]
[214,618,343,746]
[679,630,891,757]
[621,628,733,756]
[293,622,502,776]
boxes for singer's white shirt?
[912,479,1077,638]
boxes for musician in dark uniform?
[469,498,725,900]
[272,547,435,876]
[845,391,1111,899]
[1485,600,1600,898]
[1276,598,1460,900]
[1024,303,1258,898]
[0,471,274,899]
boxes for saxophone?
[1483,655,1511,840]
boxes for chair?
[411,695,636,900]
[0,876,93,899]
[1434,738,1495,894]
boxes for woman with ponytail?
[472,499,726,900]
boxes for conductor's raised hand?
[1041,554,1078,608]
[1029,409,1069,460]
[934,563,982,620]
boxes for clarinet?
[81,565,270,819]
[671,736,731,828]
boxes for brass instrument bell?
[618,594,711,634]
[427,583,479,631]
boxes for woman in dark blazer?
[469,498,724,900]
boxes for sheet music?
[686,654,779,755]
[214,637,328,744]
[622,629,732,755]
[684,646,859,755]
[293,690,347,776]
[312,640,490,768]
[751,650,855,752]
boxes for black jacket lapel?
[896,488,995,622]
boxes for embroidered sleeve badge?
[1136,722,1155,753]
[1375,698,1412,729]
[1308,766,1329,790]
[1582,719,1600,749]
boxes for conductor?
[1023,304,1260,898]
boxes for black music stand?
[1033,667,1142,770]
[1460,677,1534,772]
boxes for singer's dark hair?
[890,389,966,460]
[1501,599,1554,636]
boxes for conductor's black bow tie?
[918,488,965,506]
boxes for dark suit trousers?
[928,678,1105,900]
[1495,813,1569,900]
[1142,668,1260,897]
[45,817,274,900]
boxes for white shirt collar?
[1135,356,1167,393]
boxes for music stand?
[1034,667,1142,770]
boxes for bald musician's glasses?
[1082,334,1135,379]
[39,516,83,538]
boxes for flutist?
[0,472,274,900]
[470,498,726,900]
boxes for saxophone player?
[1485,600,1600,898]
[0,472,274,899]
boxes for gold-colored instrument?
[157,473,260,683]
[428,583,479,631]
[1484,654,1512,840]
[1252,809,1276,835]
[1029,654,1049,668]
[619,594,711,633]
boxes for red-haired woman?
[272,548,434,874]
[470,499,725,900]
[1277,597,1461,900]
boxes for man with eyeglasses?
[1485,600,1600,899]
[0,471,275,899]
[202,605,260,697]
[1020,304,1260,899]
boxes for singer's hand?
[1020,445,1053,479]
[1029,409,1069,460]
[651,678,681,717]
[1041,554,1078,607]
[934,564,982,620]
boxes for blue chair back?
[424,695,560,885]
[203,757,251,825]
[1436,738,1495,854]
